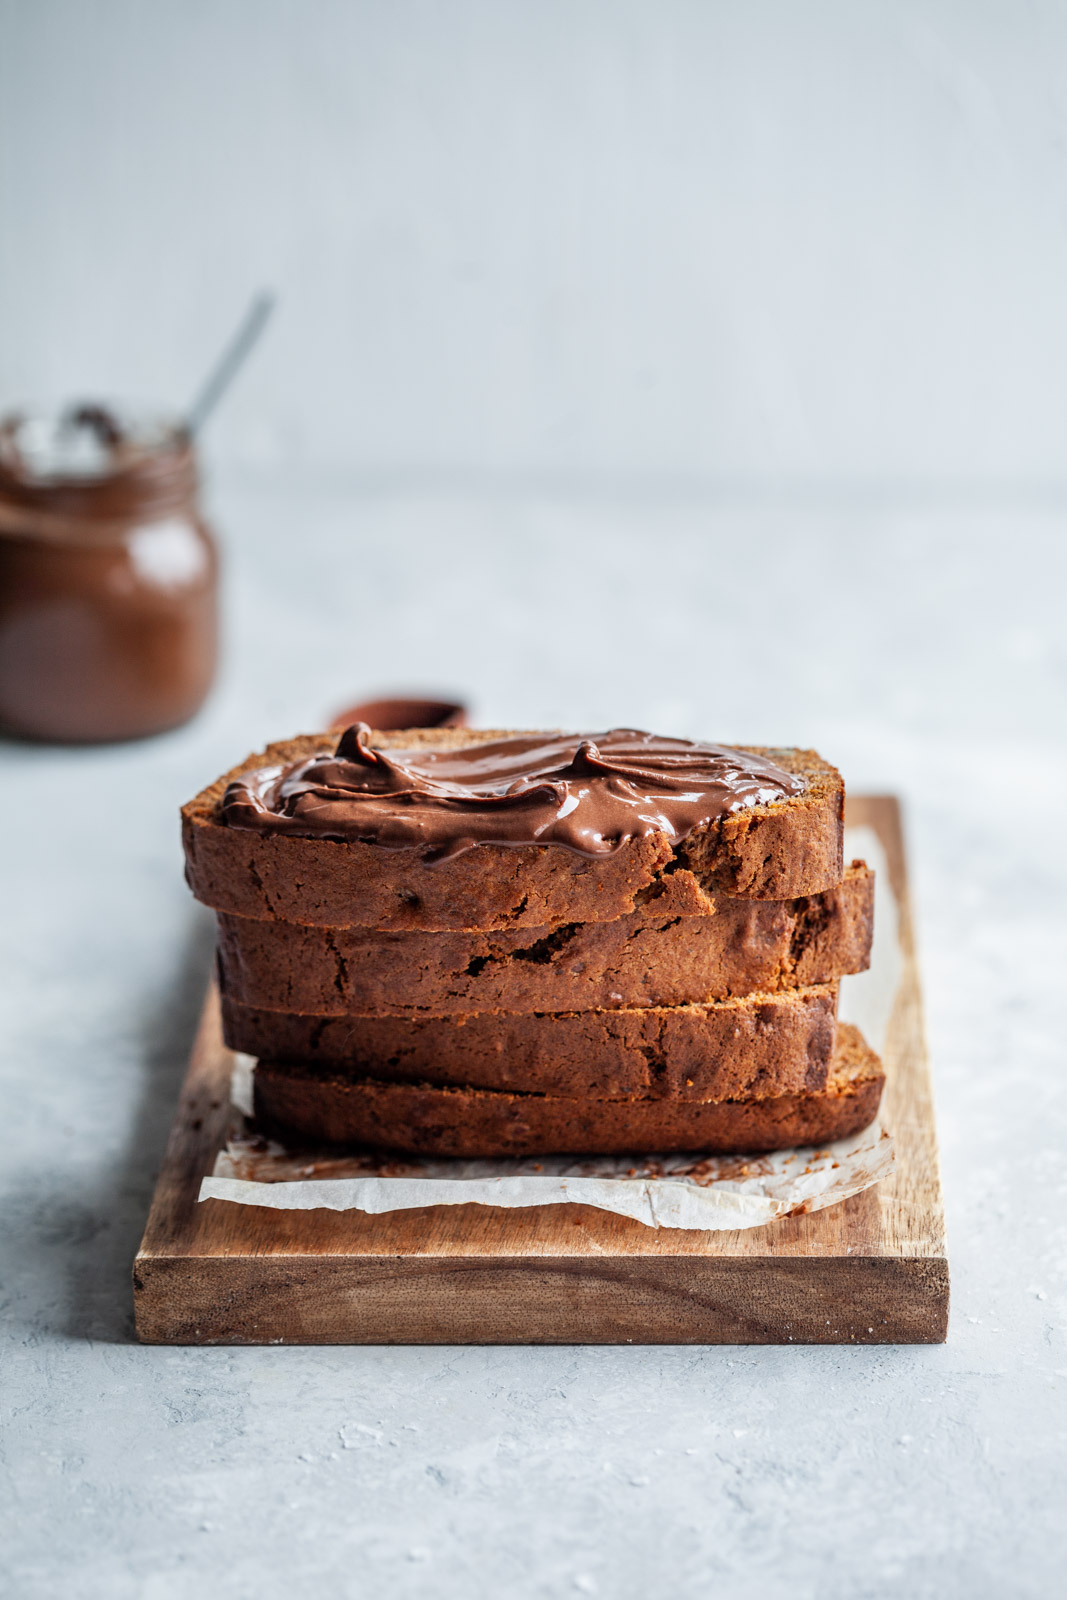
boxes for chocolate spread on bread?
[221,725,804,859]
[183,721,881,1157]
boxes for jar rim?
[0,404,199,540]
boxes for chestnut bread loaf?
[215,863,873,1016]
[182,728,846,932]
[252,1021,884,1158]
[224,983,839,1101]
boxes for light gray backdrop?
[2,7,1066,1600]
[3,0,1067,489]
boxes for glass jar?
[0,406,218,742]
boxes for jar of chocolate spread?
[0,406,218,741]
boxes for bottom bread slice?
[252,1022,884,1158]
[223,983,838,1101]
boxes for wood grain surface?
[134,796,949,1344]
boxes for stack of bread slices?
[182,726,884,1158]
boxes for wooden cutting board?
[134,796,948,1344]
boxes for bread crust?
[251,1022,884,1157]
[215,863,872,1016]
[183,728,845,931]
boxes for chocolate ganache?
[221,726,804,860]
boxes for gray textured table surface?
[2,485,1065,1599]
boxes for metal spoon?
[186,291,276,435]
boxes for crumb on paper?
[202,1110,894,1232]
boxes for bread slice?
[226,982,838,1100]
[251,1021,884,1158]
[215,861,872,1016]
[183,728,845,931]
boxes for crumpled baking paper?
[198,825,896,1230]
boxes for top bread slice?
[182,727,845,932]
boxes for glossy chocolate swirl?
[221,726,804,860]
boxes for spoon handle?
[186,291,275,436]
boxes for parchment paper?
[198,826,896,1229]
